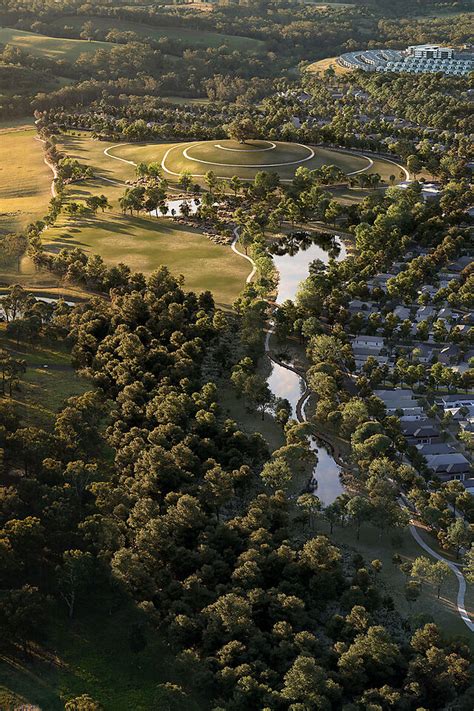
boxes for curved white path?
[215,141,276,152]
[408,518,473,632]
[347,155,373,175]
[103,144,135,165]
[103,141,397,184]
[231,228,257,283]
[182,141,315,169]
[35,135,58,197]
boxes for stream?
[267,232,346,505]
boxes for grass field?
[321,516,474,646]
[49,15,265,52]
[0,27,113,61]
[306,56,352,75]
[45,211,249,308]
[0,128,51,236]
[106,138,378,182]
[0,326,88,428]
[162,96,211,106]
[0,601,206,711]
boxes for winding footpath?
[231,228,473,634]
[35,135,58,198]
[104,141,382,184]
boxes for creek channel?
[266,231,347,505]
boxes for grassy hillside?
[0,325,88,428]
[50,15,265,51]
[0,601,206,711]
[0,128,51,235]
[0,27,112,61]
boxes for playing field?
[0,128,52,235]
[0,27,113,61]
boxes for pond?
[271,231,347,304]
[150,198,200,217]
[266,230,346,505]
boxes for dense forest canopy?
[0,0,473,707]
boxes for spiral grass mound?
[106,139,377,183]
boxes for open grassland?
[0,602,206,711]
[45,212,249,308]
[0,118,34,132]
[49,15,265,51]
[162,96,211,106]
[0,27,112,61]
[0,129,51,235]
[320,516,474,647]
[0,327,88,428]
[306,55,352,75]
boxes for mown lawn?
[44,210,249,308]
[319,516,474,647]
[0,128,51,235]
[0,601,207,711]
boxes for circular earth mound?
[161,139,370,181]
[105,139,402,183]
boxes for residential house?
[394,305,411,320]
[435,395,474,408]
[412,343,434,363]
[352,335,385,350]
[447,255,472,273]
[415,305,435,322]
[416,443,456,456]
[401,419,441,446]
[425,453,471,481]
[438,344,460,365]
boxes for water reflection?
[267,359,304,416]
[267,230,346,505]
[151,198,200,217]
[271,231,347,304]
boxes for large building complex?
[338,44,474,76]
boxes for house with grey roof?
[425,453,471,481]
[401,419,441,446]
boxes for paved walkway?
[231,227,472,633]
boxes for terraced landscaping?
[105,138,386,182]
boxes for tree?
[0,585,47,654]
[178,171,192,192]
[261,457,292,490]
[230,175,241,197]
[346,496,372,540]
[226,117,256,144]
[407,155,422,178]
[282,655,331,708]
[297,493,321,530]
[444,519,472,559]
[465,544,474,584]
[405,580,421,608]
[57,549,94,618]
[205,170,218,196]
[65,696,102,711]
